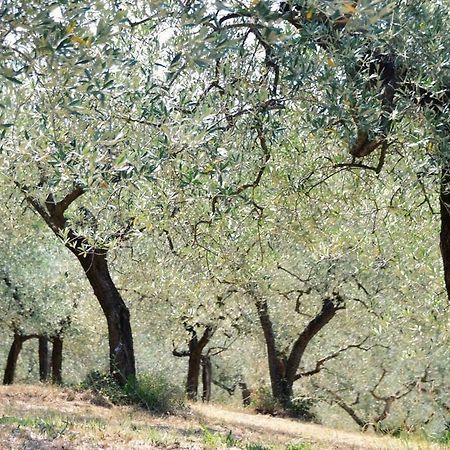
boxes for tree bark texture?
[38,336,50,382]
[76,249,135,385]
[51,337,63,385]
[255,299,291,404]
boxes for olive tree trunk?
[255,297,342,406]
[76,249,135,385]
[3,334,39,385]
[51,336,63,385]
[3,334,24,385]
[38,336,50,382]
[186,327,213,400]
[23,187,136,386]
[174,326,214,401]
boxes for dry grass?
[192,403,446,450]
[0,385,446,450]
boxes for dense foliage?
[0,0,449,441]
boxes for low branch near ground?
[315,366,432,430]
[314,381,368,429]
[212,378,237,396]
[369,366,432,426]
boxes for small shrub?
[80,371,128,404]
[286,396,317,422]
[124,373,184,413]
[80,371,184,414]
[250,387,317,421]
[251,386,283,415]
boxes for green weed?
[201,425,239,448]
[285,444,313,450]
[0,415,71,440]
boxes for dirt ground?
[0,385,445,450]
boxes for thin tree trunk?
[76,249,135,385]
[3,334,23,385]
[239,382,252,406]
[38,336,49,382]
[440,166,450,301]
[51,337,63,385]
[201,355,212,402]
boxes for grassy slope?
[0,385,445,450]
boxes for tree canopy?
[0,0,449,439]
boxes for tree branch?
[127,16,153,28]
[211,127,270,214]
[294,336,371,380]
[286,294,344,384]
[54,185,85,216]
[314,381,368,429]
[172,341,190,358]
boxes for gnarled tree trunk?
[185,327,213,400]
[255,296,342,406]
[76,249,135,385]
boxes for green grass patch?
[0,415,71,440]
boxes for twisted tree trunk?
[255,297,342,406]
[22,187,136,386]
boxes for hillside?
[0,385,444,450]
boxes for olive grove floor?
[0,385,444,450]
